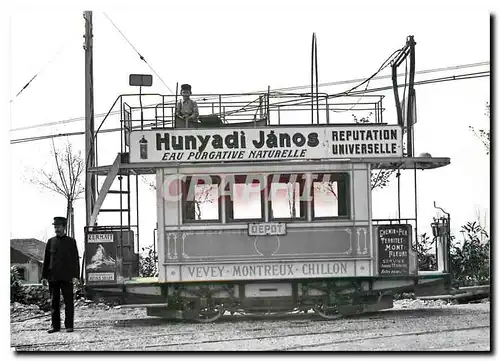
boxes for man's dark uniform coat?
[42,232,80,330]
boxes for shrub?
[417,221,490,288]
[11,266,81,310]
[450,222,490,287]
[139,245,158,277]
[416,233,437,271]
[10,266,24,303]
[22,285,51,311]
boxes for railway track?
[12,317,360,350]
[11,304,490,351]
[272,325,490,351]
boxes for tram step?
[122,303,169,309]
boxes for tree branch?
[39,169,68,197]
[51,139,70,196]
[74,157,85,199]
[66,142,76,201]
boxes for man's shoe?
[66,328,74,333]
[47,329,60,334]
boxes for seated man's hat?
[180,84,192,92]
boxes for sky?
[0,0,496,358]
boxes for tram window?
[312,173,349,219]
[225,175,264,221]
[268,174,306,219]
[183,176,220,222]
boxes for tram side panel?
[161,227,373,282]
[351,164,370,222]
[156,166,380,284]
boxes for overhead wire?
[10,38,74,103]
[10,70,489,145]
[330,48,404,114]
[11,113,108,132]
[262,70,489,114]
[189,58,488,117]
[102,12,175,95]
[9,61,490,132]
[221,48,405,119]
[269,61,490,93]
[336,47,404,96]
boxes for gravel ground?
[11,299,490,352]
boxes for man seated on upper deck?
[175,83,199,128]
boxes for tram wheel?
[313,304,343,320]
[194,306,224,323]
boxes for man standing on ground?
[42,217,80,333]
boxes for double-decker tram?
[84,38,453,322]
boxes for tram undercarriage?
[84,271,451,322]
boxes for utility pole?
[84,11,96,227]
[391,35,416,157]
[406,36,416,158]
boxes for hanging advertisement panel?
[129,125,403,163]
[85,232,117,283]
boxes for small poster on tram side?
[85,232,117,283]
[377,224,411,276]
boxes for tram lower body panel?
[84,224,451,321]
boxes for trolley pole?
[84,10,96,227]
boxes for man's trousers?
[49,280,74,330]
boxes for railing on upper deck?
[111,92,386,154]
[90,91,387,172]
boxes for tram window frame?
[225,174,265,222]
[182,176,222,223]
[311,173,350,220]
[267,174,307,221]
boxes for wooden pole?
[84,11,96,227]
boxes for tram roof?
[88,156,450,176]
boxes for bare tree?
[141,176,214,220]
[286,182,297,218]
[370,168,396,190]
[321,180,338,197]
[28,139,85,238]
[352,113,396,191]
[142,176,156,192]
[469,102,490,155]
[312,180,338,200]
[475,207,489,244]
[193,184,215,220]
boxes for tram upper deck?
[89,91,450,176]
[120,92,386,130]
